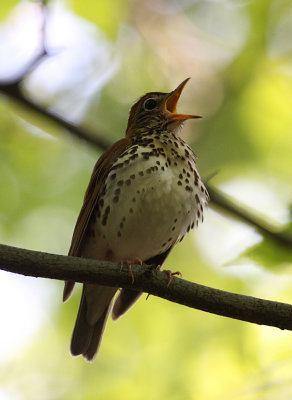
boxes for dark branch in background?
[1,243,292,331]
[206,184,292,247]
[0,2,291,247]
[0,80,113,149]
[0,1,113,150]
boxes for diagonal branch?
[0,243,292,331]
[0,81,113,149]
[0,0,113,150]
[206,184,292,247]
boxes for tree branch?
[1,243,292,331]
[0,81,113,149]
[0,1,113,150]
[206,183,292,247]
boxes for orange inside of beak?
[165,78,201,121]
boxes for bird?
[63,78,209,361]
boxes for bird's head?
[126,78,201,138]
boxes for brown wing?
[63,137,131,302]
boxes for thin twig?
[0,81,113,149]
[0,243,292,330]
[0,1,112,150]
[206,183,292,246]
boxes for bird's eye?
[143,98,157,110]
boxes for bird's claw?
[162,270,182,287]
[119,258,143,284]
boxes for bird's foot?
[161,268,182,287]
[120,258,143,284]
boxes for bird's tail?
[70,284,116,361]
[112,289,143,320]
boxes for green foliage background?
[0,1,291,399]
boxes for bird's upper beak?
[165,78,201,121]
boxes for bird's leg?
[119,258,143,284]
[156,265,182,287]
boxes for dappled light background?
[0,0,291,399]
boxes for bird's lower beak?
[165,78,202,121]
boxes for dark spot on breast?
[156,160,160,165]
[130,174,135,179]
[185,178,189,183]
[130,147,138,154]
[117,180,124,186]
[113,196,119,203]
[111,173,116,180]
[195,194,200,203]
[120,222,124,228]
[191,221,195,229]
[117,231,121,237]
[197,210,201,218]
[177,181,182,186]
[129,208,133,214]
[139,171,144,176]
[179,173,183,179]
[146,168,152,174]
[132,197,136,202]
[115,188,121,195]
[126,179,131,185]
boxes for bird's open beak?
[165,78,202,121]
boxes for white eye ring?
[143,98,158,110]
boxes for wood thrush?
[63,78,209,361]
